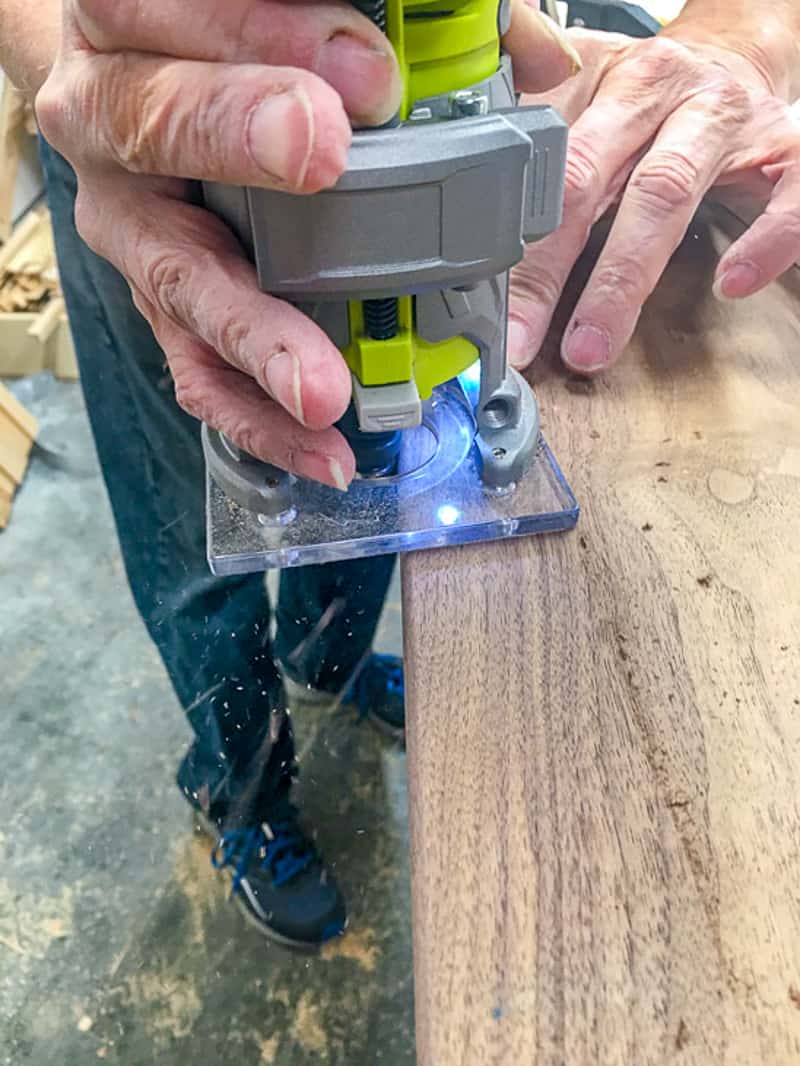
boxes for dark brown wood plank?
[403,209,800,1065]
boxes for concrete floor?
[1,375,413,1065]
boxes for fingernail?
[264,350,305,424]
[249,90,313,187]
[507,317,535,369]
[327,458,350,492]
[526,4,583,76]
[563,323,610,372]
[315,33,401,125]
[713,260,761,301]
[294,452,352,491]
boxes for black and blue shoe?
[344,653,405,742]
[196,805,346,950]
[281,652,406,743]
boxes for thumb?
[503,1,582,93]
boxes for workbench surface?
[402,208,800,1065]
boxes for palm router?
[202,0,579,574]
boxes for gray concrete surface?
[1,375,412,1065]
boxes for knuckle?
[215,309,252,368]
[172,372,211,422]
[191,81,238,169]
[511,261,563,310]
[629,150,699,211]
[132,74,252,181]
[563,138,602,204]
[35,75,70,149]
[591,256,644,304]
[143,247,192,318]
[73,189,101,250]
[232,423,268,461]
[712,76,749,112]
[101,57,176,174]
[702,75,751,123]
[636,36,694,80]
[109,114,155,174]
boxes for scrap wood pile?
[0,214,59,313]
[0,76,78,381]
[0,75,75,529]
[0,206,78,381]
[0,75,36,241]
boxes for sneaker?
[281,652,405,743]
[195,805,346,950]
[344,653,405,741]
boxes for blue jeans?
[40,140,395,825]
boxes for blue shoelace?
[211,820,314,892]
[345,653,404,719]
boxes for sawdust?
[675,1018,690,1050]
[41,917,70,940]
[254,1033,281,1063]
[271,987,291,1009]
[0,880,74,959]
[290,992,329,1056]
[708,467,754,505]
[172,831,226,945]
[777,447,800,479]
[4,645,46,691]
[0,932,24,955]
[321,927,380,972]
[118,967,202,1040]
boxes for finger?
[507,96,656,369]
[503,2,582,92]
[148,314,355,488]
[38,57,352,193]
[519,28,630,123]
[714,160,800,298]
[561,98,734,374]
[75,180,353,432]
[508,37,718,369]
[69,0,401,127]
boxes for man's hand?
[508,28,800,377]
[36,0,578,489]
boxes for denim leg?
[39,139,293,821]
[275,424,398,689]
[275,555,396,690]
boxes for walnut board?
[401,207,800,1065]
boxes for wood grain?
[402,207,800,1065]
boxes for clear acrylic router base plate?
[206,379,579,574]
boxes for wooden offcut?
[0,207,78,381]
[402,205,800,1064]
[0,380,38,528]
[0,76,27,243]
